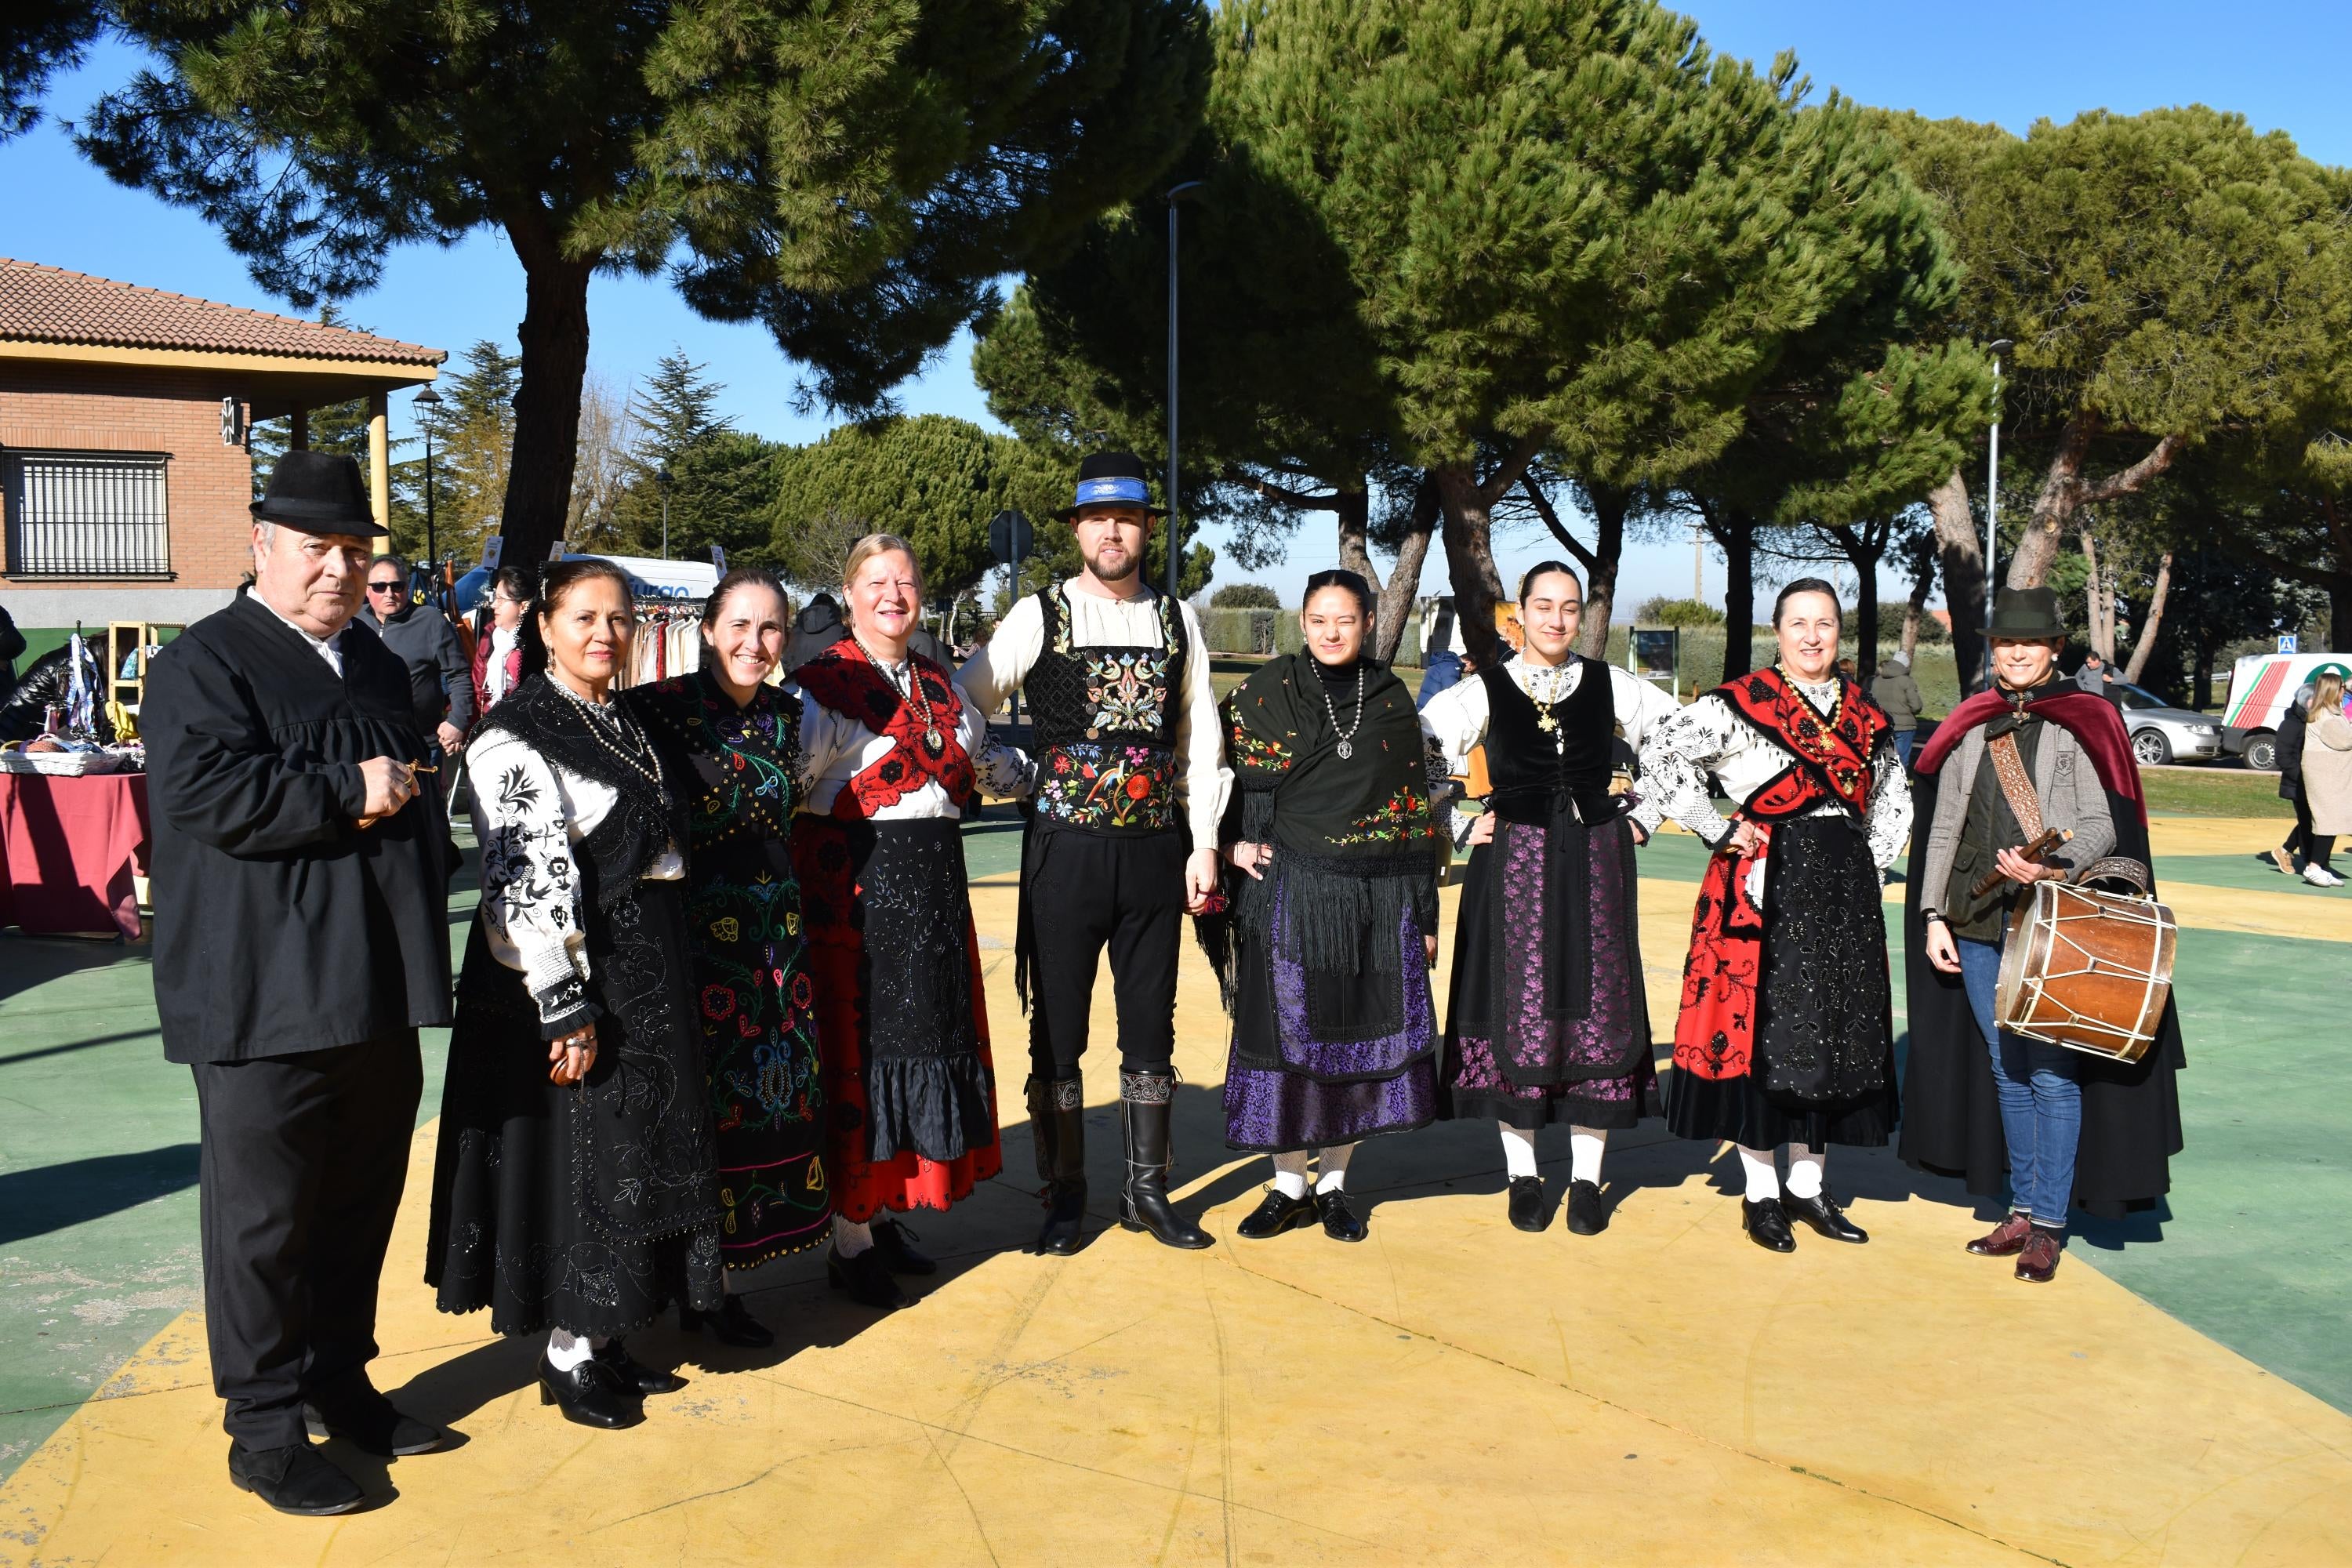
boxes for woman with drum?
[1899,586,2187,1282]
[1638,579,1911,1254]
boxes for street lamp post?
[1984,338,2014,684]
[1164,180,1206,605]
[657,466,675,561]
[413,384,444,592]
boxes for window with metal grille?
[3,450,173,578]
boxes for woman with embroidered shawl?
[427,559,721,1432]
[1638,579,1912,1255]
[626,568,828,1351]
[1210,571,1439,1244]
[789,535,1033,1309]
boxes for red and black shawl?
[792,640,975,820]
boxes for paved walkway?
[2,815,2347,1564]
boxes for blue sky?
[4,4,2346,608]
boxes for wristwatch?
[1922,907,1947,925]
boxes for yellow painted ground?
[8,851,2352,1566]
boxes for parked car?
[2110,681,2223,765]
[2221,651,2352,770]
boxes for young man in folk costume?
[1421,562,1680,1236]
[1900,587,2185,1283]
[956,452,1232,1254]
[1641,579,1913,1253]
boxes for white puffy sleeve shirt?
[1418,657,1683,834]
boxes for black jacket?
[0,603,23,696]
[144,595,454,1063]
[2276,699,2308,800]
[361,599,476,739]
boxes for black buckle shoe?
[1507,1176,1547,1232]
[1236,1188,1318,1240]
[302,1385,444,1457]
[1742,1197,1797,1252]
[535,1353,642,1429]
[680,1294,777,1348]
[1782,1186,1868,1243]
[227,1440,367,1515]
[829,1244,916,1309]
[869,1218,938,1276]
[1564,1178,1608,1236]
[1116,1075,1214,1250]
[1316,1189,1368,1243]
[595,1337,688,1393]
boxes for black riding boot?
[1117,1073,1213,1250]
[1028,1075,1088,1256]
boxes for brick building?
[0,259,443,635]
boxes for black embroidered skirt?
[1665,816,1897,1149]
[426,880,725,1338]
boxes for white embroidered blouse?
[792,658,1036,820]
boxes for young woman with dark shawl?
[1207,571,1439,1243]
[623,568,829,1348]
[1419,563,1680,1237]
[1638,579,1912,1254]
[427,559,723,1430]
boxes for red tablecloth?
[0,771,150,939]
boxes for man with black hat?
[956,452,1232,1254]
[1899,586,2184,1283]
[145,450,454,1514]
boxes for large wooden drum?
[1994,880,2177,1063]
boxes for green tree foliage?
[418,341,523,568]
[1211,583,1283,610]
[81,1,1213,570]
[610,350,734,553]
[1632,597,1725,629]
[652,430,782,567]
[1882,107,2352,592]
[768,416,1065,601]
[0,2,99,142]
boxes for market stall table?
[0,771,150,939]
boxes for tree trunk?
[1578,483,1630,659]
[498,234,595,571]
[1927,468,1987,695]
[1900,538,1934,665]
[2010,411,2184,590]
[1435,463,1510,670]
[2078,524,2109,658]
[2123,551,2173,684]
[1853,552,1880,674]
[1335,477,1438,665]
[1715,510,1757,681]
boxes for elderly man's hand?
[436,721,465,754]
[357,757,418,818]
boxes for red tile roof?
[0,259,444,366]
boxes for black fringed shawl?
[1200,652,1437,1009]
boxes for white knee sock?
[1784,1143,1826,1201]
[546,1328,608,1370]
[1737,1144,1780,1200]
[1272,1150,1311,1199]
[1568,1127,1606,1185]
[833,1215,874,1258]
[1501,1123,1540,1179]
[1316,1143,1355,1194]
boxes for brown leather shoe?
[1966,1212,2034,1257]
[2015,1229,2063,1283]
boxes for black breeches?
[192,1034,422,1449]
[1025,829,1186,1079]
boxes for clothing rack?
[620,596,706,689]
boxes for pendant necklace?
[551,679,668,797]
[853,631,946,757]
[1524,659,1569,755]
[1319,662,1367,760]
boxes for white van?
[2221,651,2352,769]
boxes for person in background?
[144,450,452,1515]
[2074,651,2119,705]
[784,590,849,675]
[1416,602,1465,709]
[1870,653,1926,768]
[470,565,532,717]
[2283,672,2350,887]
[0,599,24,702]
[359,553,474,760]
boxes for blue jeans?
[1894,730,1915,769]
[1954,935,2083,1229]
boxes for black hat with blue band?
[1057,451,1167,521]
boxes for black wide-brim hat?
[1056,450,1167,523]
[1980,585,2067,641]
[251,448,377,534]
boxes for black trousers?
[191,1033,422,1450]
[2285,792,2335,871]
[1025,827,1186,1079]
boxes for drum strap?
[1985,732,2045,841]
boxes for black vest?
[1025,586,1189,837]
[1481,657,1617,826]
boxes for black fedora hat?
[1055,451,1167,523]
[1981,585,2067,641]
[252,449,376,534]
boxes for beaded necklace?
[550,676,668,797]
[1315,659,1368,760]
[849,630,946,757]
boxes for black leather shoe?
[537,1353,643,1429]
[595,1338,687,1393]
[1507,1176,1547,1232]
[1026,1076,1089,1256]
[828,1245,915,1309]
[227,1441,366,1515]
[1782,1186,1869,1243]
[1316,1189,1368,1243]
[1236,1188,1318,1240]
[1116,1077,1214,1249]
[1742,1197,1797,1253]
[679,1294,776,1348]
[869,1218,938,1276]
[303,1385,444,1456]
[1564,1178,1607,1236]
